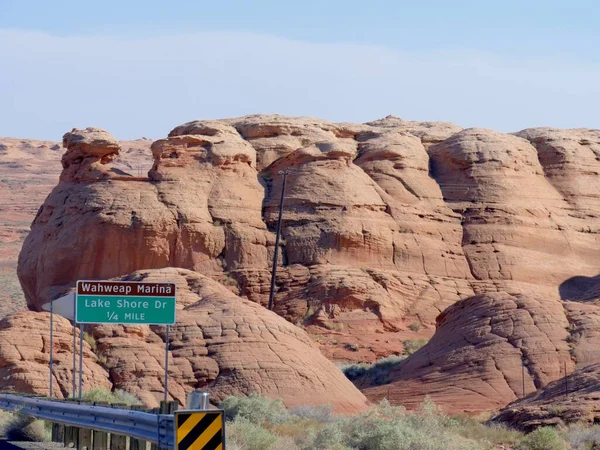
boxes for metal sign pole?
[164,325,169,403]
[49,300,54,398]
[268,169,289,311]
[72,294,76,398]
[78,323,84,400]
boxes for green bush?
[452,414,522,447]
[408,321,422,332]
[342,354,406,387]
[78,388,141,406]
[289,405,333,423]
[83,332,97,351]
[221,394,289,425]
[219,394,543,450]
[566,424,600,450]
[226,419,279,450]
[402,339,428,355]
[322,400,484,450]
[345,342,360,352]
[517,427,566,450]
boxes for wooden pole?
[268,170,289,311]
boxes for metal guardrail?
[0,393,175,449]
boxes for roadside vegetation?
[221,394,600,450]
[341,354,406,387]
[77,388,142,406]
[0,389,598,448]
[0,411,51,442]
[339,338,428,388]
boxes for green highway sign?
[76,280,176,325]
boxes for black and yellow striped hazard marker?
[175,410,225,450]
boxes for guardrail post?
[110,433,126,450]
[63,398,81,448]
[91,402,109,450]
[151,400,178,450]
[64,423,79,448]
[130,405,147,450]
[186,391,210,410]
[78,427,92,450]
[109,403,128,450]
[92,430,108,450]
[51,422,64,444]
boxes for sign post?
[78,323,84,400]
[165,324,170,403]
[72,294,76,398]
[49,299,53,398]
[75,280,177,401]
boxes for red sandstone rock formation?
[0,312,110,397]
[491,363,600,431]
[0,135,152,313]
[363,292,573,412]
[12,116,600,413]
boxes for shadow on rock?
[559,274,600,300]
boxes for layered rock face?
[15,117,600,413]
[492,363,600,431]
[429,128,600,290]
[0,135,152,314]
[19,117,475,360]
[364,292,573,412]
[0,312,111,397]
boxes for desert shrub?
[221,394,289,426]
[221,394,535,450]
[566,424,600,450]
[402,339,428,355]
[79,388,141,406]
[269,435,301,450]
[345,342,360,352]
[309,424,351,450]
[83,332,97,351]
[516,426,566,450]
[289,404,333,423]
[324,400,484,450]
[453,414,522,447]
[226,419,279,450]
[342,354,406,387]
[0,413,51,442]
[408,321,422,332]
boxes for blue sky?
[1,0,599,140]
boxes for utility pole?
[268,170,290,311]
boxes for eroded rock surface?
[492,363,600,431]
[13,116,600,413]
[0,136,152,314]
[0,312,110,397]
[363,292,573,412]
